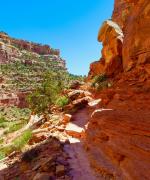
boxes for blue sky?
[0,0,114,75]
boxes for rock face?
[112,0,138,30]
[89,20,123,78]
[89,0,150,78]
[121,0,150,71]
[86,0,150,179]
[0,137,69,180]
[86,108,150,179]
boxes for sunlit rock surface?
[86,0,150,179]
[89,20,123,78]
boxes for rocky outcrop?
[112,0,150,71]
[0,137,70,180]
[86,0,150,179]
[86,108,150,179]
[89,0,150,78]
[89,20,123,78]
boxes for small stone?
[88,99,101,107]
[65,123,84,138]
[62,114,72,125]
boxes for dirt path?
[64,109,101,180]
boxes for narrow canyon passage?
[64,108,102,180]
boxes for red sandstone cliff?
[0,32,60,64]
[86,0,150,179]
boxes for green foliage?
[92,74,111,90]
[0,130,32,160]
[92,74,107,87]
[27,71,65,114]
[0,138,4,144]
[0,107,31,122]
[56,96,69,107]
[0,117,9,128]
[4,122,26,134]
[0,152,5,160]
[13,130,32,150]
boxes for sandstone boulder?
[65,123,84,138]
[68,90,91,101]
[69,80,83,89]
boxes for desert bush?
[0,138,4,144]
[0,117,9,128]
[0,130,32,160]
[56,96,69,107]
[4,122,26,134]
[0,151,5,160]
[91,74,112,90]
[0,107,30,119]
[13,130,32,150]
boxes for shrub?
[0,107,31,123]
[0,130,32,160]
[0,152,5,160]
[0,144,15,158]
[0,117,8,128]
[27,71,65,115]
[0,138,4,144]
[56,96,69,107]
[91,74,112,90]
[0,116,6,123]
[92,74,107,87]
[13,130,32,150]
[5,122,26,134]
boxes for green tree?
[27,71,65,115]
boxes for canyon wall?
[86,0,150,179]
[0,32,60,64]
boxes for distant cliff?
[0,32,67,107]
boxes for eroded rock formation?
[89,20,123,78]
[121,0,150,71]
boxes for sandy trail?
[64,108,101,180]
